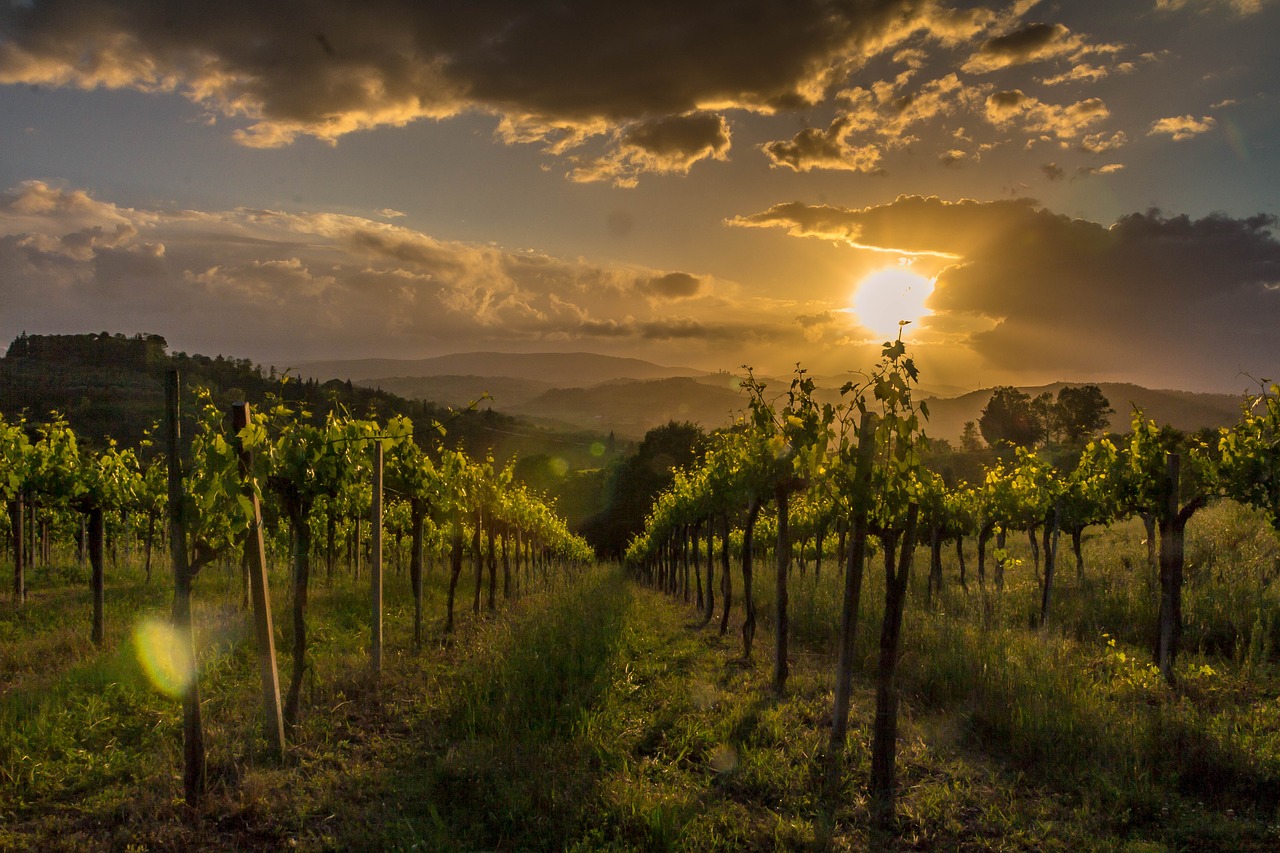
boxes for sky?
[0,0,1277,395]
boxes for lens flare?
[133,617,195,698]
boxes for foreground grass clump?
[3,507,1280,850]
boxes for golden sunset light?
[851,267,935,339]
[0,1,1273,392]
[3,4,1280,848]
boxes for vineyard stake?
[231,403,286,760]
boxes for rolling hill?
[508,376,750,439]
[296,349,1250,443]
[360,374,558,410]
[295,351,708,386]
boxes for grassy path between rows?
[4,560,1279,850]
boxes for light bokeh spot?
[133,617,194,698]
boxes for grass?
[2,501,1280,849]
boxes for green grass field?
[4,502,1280,850]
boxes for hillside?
[0,333,624,475]
[509,376,749,440]
[295,351,708,386]
[360,374,558,410]
[356,365,1249,443]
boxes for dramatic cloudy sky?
[1,0,1277,393]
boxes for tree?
[582,421,703,558]
[960,420,984,452]
[978,387,1038,448]
[1031,391,1057,445]
[1057,385,1113,444]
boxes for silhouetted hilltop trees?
[6,331,170,369]
[0,332,525,460]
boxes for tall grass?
[711,500,1280,835]
[4,503,1280,849]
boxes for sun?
[851,267,934,339]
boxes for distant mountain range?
[295,351,707,386]
[295,352,1250,442]
[507,376,749,436]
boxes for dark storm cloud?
[641,272,705,300]
[623,114,730,161]
[762,72,986,173]
[969,22,1067,64]
[728,195,1043,257]
[568,112,733,186]
[762,118,884,173]
[0,0,981,154]
[731,195,1280,386]
[963,21,1092,73]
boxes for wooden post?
[231,403,286,759]
[371,441,383,674]
[166,369,205,806]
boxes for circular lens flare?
[852,268,934,339]
[133,617,195,698]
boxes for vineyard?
[4,345,1280,849]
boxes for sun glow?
[851,267,934,339]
